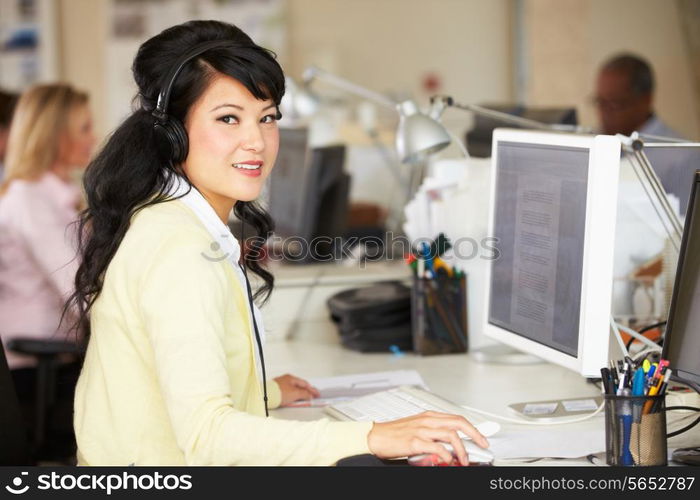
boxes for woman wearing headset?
[68,20,487,466]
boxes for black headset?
[152,39,236,166]
[153,40,269,416]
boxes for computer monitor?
[267,127,350,262]
[465,104,578,158]
[662,170,700,390]
[483,129,621,378]
[303,145,350,260]
[267,127,311,239]
[661,170,700,465]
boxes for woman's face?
[59,103,95,168]
[183,73,279,217]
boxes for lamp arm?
[638,142,700,149]
[303,66,397,110]
[617,134,684,249]
[431,96,591,133]
[447,98,552,130]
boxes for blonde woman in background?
[0,83,95,461]
[0,89,18,177]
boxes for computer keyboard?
[325,385,474,423]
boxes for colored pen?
[616,361,630,395]
[657,370,672,396]
[631,367,645,423]
[651,370,673,413]
[600,367,613,395]
[421,242,434,273]
[646,364,656,385]
[620,388,634,465]
[632,367,645,395]
[643,369,667,414]
[610,364,619,389]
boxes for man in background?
[594,53,700,215]
[0,90,18,179]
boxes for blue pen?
[620,388,634,465]
[632,367,645,395]
[646,365,656,391]
[631,367,645,423]
[421,242,434,273]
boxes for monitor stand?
[506,396,604,422]
[472,344,602,421]
[471,344,544,365]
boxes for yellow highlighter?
[642,371,666,415]
[432,257,453,277]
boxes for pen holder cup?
[604,394,667,466]
[411,274,468,355]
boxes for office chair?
[0,340,32,465]
[6,337,84,464]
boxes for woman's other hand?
[274,373,320,406]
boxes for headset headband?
[153,39,237,120]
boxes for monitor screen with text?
[488,142,589,357]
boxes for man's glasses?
[588,95,639,112]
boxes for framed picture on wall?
[0,0,58,91]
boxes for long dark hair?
[65,20,283,336]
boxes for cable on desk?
[624,320,666,352]
[616,322,662,353]
[628,345,662,364]
[460,400,605,426]
[666,406,700,438]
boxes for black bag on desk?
[327,281,413,353]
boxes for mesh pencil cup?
[604,394,667,466]
[410,273,468,355]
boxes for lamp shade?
[280,76,320,119]
[395,100,451,164]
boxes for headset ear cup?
[153,117,188,165]
[169,119,189,164]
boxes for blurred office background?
[2,0,698,143]
[2,0,700,334]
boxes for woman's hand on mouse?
[275,374,320,406]
[366,411,489,466]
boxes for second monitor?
[483,129,622,378]
[267,127,350,263]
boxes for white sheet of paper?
[488,428,605,459]
[307,370,428,401]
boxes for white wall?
[525,0,700,139]
[56,0,109,139]
[43,0,700,143]
[285,0,514,114]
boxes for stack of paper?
[286,370,428,407]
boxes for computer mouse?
[475,421,501,438]
[407,439,495,466]
[456,420,501,440]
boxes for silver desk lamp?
[302,66,452,165]
[299,67,455,232]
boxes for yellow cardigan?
[73,199,372,465]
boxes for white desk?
[266,337,700,466]
[259,260,410,342]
